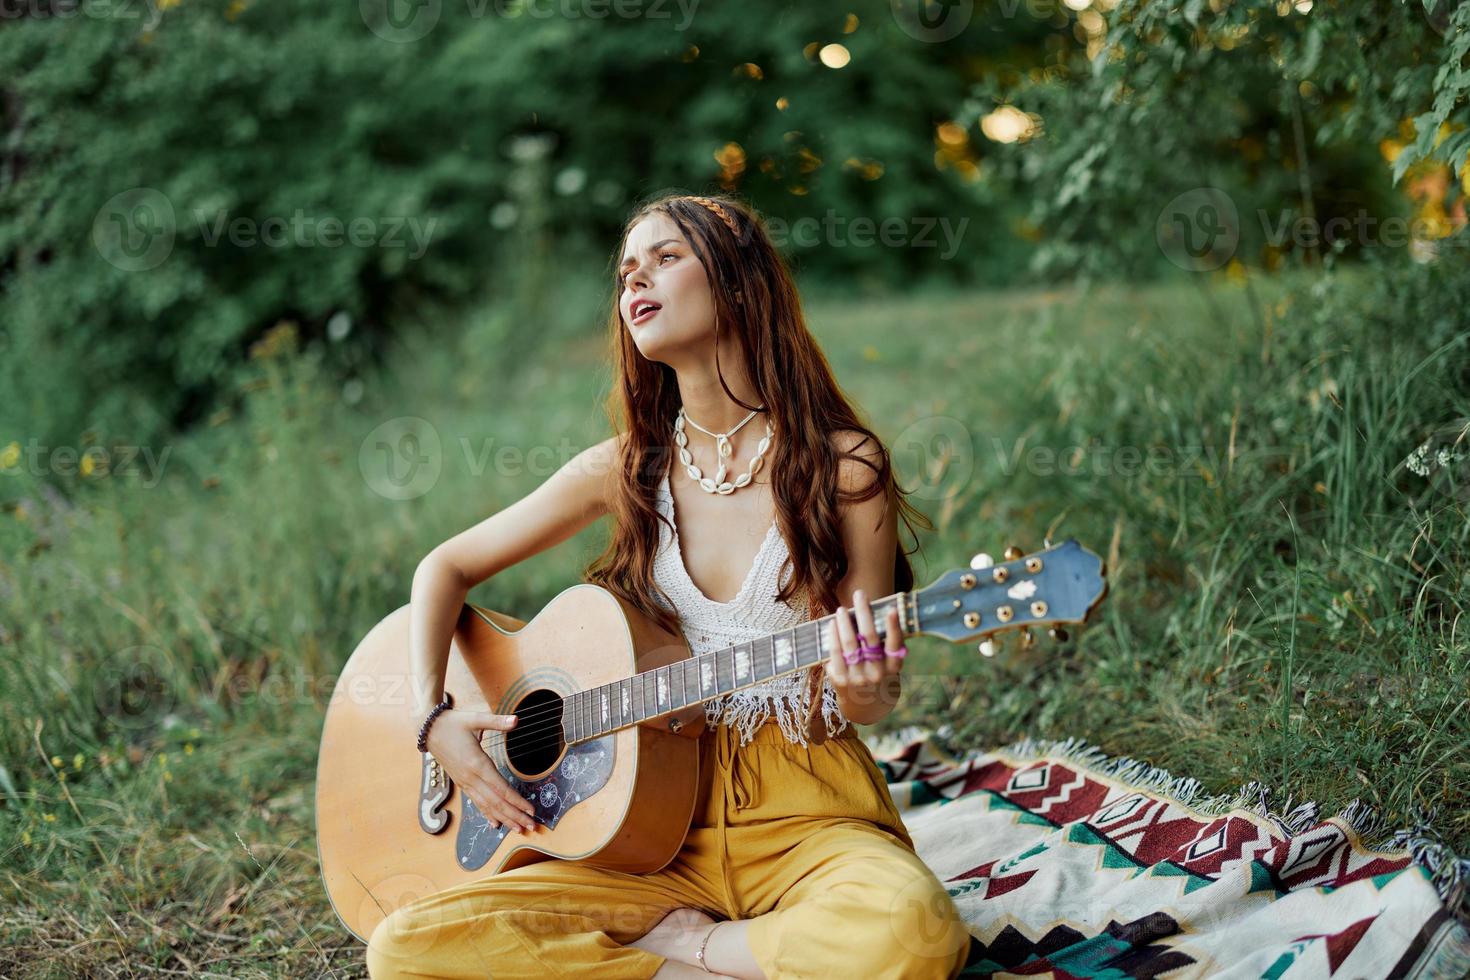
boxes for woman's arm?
[409,432,623,832]
[410,433,622,714]
[826,430,902,726]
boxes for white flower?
[1406,442,1432,477]
[1405,439,1467,478]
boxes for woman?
[367,193,972,979]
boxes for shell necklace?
[674,405,772,494]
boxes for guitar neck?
[564,591,918,745]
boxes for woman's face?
[618,213,718,361]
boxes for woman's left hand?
[825,588,905,724]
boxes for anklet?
[696,921,721,973]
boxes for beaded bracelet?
[416,693,453,753]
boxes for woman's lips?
[631,304,661,325]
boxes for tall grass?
[0,257,1466,975]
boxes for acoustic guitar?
[315,539,1107,941]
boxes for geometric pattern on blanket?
[870,731,1470,979]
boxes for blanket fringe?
[867,725,1470,923]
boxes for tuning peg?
[969,552,994,569]
[1003,545,1024,561]
[1018,626,1036,649]
[978,639,998,658]
[1048,626,1069,643]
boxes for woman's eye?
[620,253,676,284]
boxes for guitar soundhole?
[453,691,615,872]
[504,688,564,778]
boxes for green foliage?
[0,2,1011,455]
[967,0,1470,278]
[2,264,1467,972]
[1398,1,1470,182]
[894,252,1470,853]
[3,4,1469,967]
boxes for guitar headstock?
[911,538,1107,649]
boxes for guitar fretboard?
[562,591,914,745]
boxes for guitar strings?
[446,649,843,758]
[435,613,905,760]
[470,713,709,765]
[468,703,703,759]
[421,694,691,761]
[438,639,858,745]
[468,664,832,759]
[448,654,906,763]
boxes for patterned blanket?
[870,730,1470,979]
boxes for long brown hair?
[584,192,934,637]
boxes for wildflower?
[1406,442,1431,477]
[1405,439,1467,477]
[21,831,31,846]
[49,755,61,769]
[159,753,169,767]
[163,771,173,783]
[43,813,56,823]
[0,442,19,469]
[184,743,194,756]
[72,753,84,771]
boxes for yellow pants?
[367,718,972,979]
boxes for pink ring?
[842,648,863,666]
[857,639,884,662]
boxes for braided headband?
[686,196,741,236]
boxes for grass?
[1,257,1467,976]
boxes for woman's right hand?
[425,709,538,833]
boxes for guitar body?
[316,584,708,942]
[315,537,1110,945]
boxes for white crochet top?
[651,468,850,747]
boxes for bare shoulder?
[579,431,626,476]
[826,428,897,599]
[568,431,629,510]
[828,428,885,496]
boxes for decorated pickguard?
[454,735,615,871]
